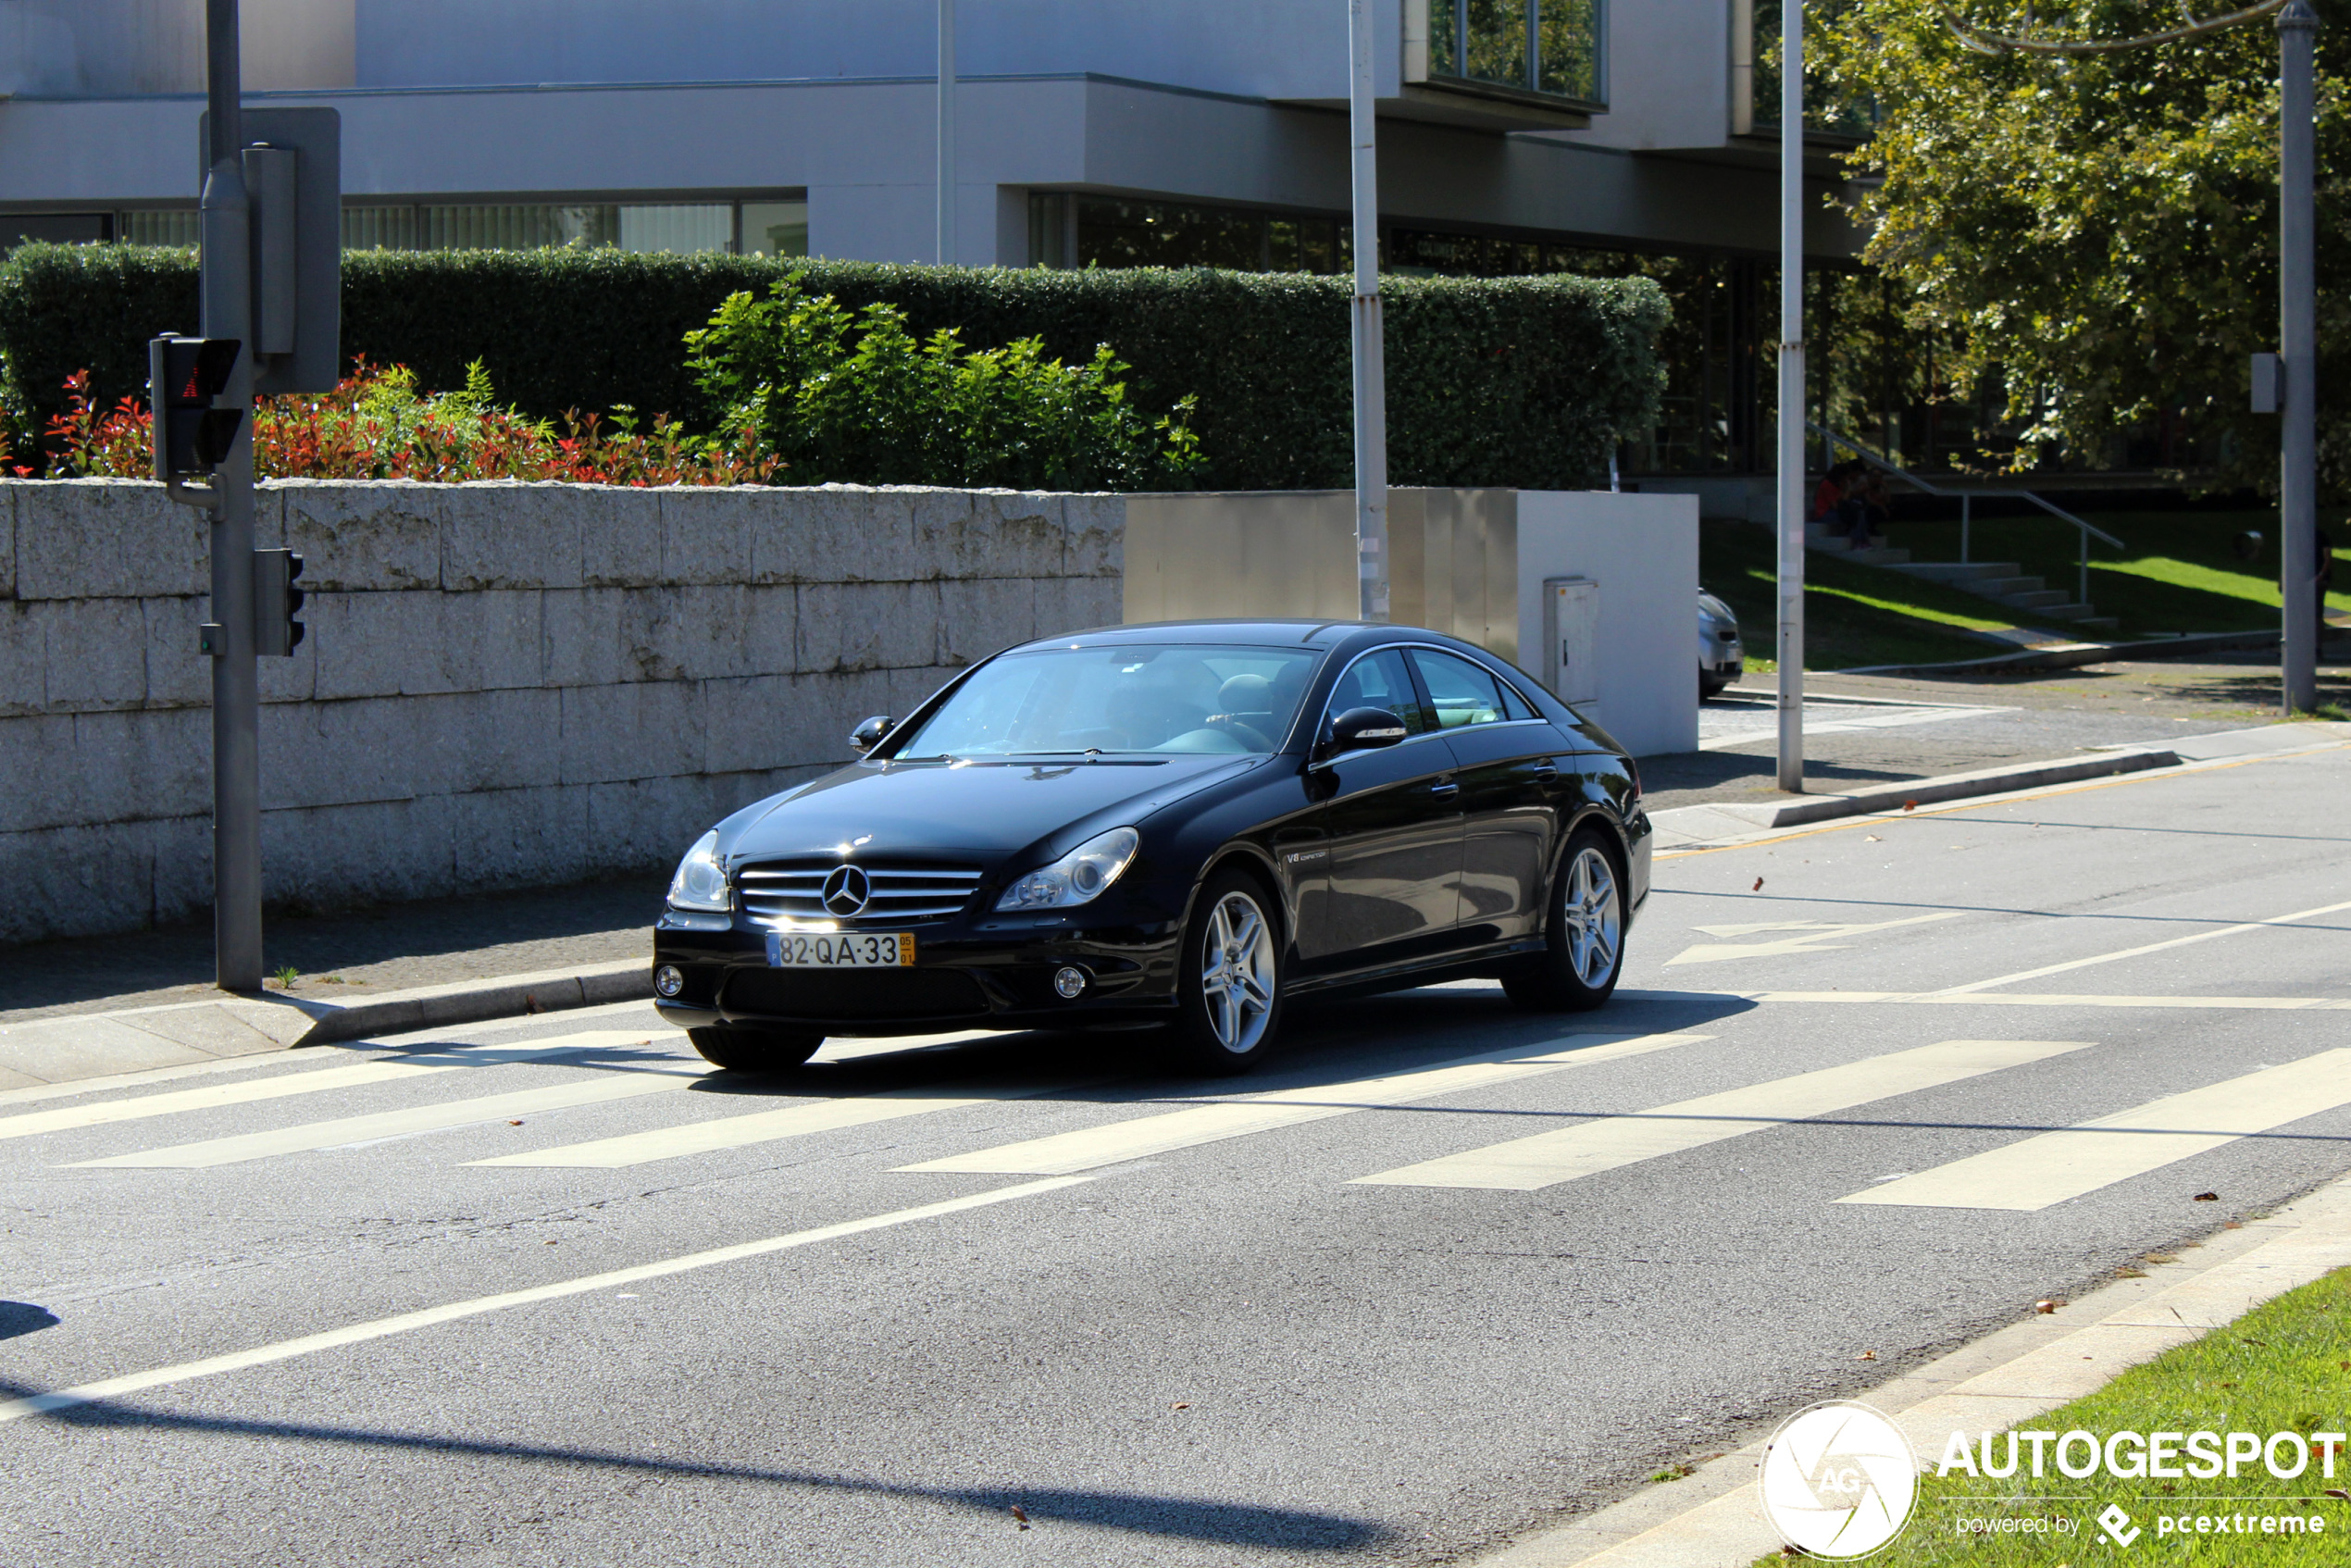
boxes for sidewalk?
[1648,645,2351,812]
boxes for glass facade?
[1030,193,1348,275]
[110,198,799,255]
[1748,0,1875,138]
[1428,0,1605,107]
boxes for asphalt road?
[5,737,2349,1567]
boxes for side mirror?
[1319,705,1409,762]
[848,715,895,756]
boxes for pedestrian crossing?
[1837,1048,2351,1211]
[467,1076,1102,1169]
[18,1026,2351,1217]
[894,1032,1709,1176]
[1349,1039,2092,1191]
[0,1029,672,1147]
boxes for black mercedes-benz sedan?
[652,619,1651,1073]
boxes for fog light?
[653,964,685,999]
[1052,965,1088,1000]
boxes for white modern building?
[0,0,1865,478]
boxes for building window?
[118,210,201,247]
[1032,193,1348,275]
[1427,0,1605,107]
[739,201,808,259]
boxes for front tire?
[1501,828,1626,1012]
[687,1026,824,1072]
[1170,869,1285,1074]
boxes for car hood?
[727,753,1264,865]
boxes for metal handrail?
[1807,424,2124,606]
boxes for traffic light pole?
[202,0,265,992]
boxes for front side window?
[1325,649,1434,737]
[890,644,1322,758]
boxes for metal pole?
[203,0,263,991]
[1960,493,1971,564]
[1349,0,1388,621]
[2279,0,2319,713]
[937,0,956,266]
[2079,521,2089,607]
[1774,0,1805,790]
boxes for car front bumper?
[651,909,1186,1037]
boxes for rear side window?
[1325,649,1432,736]
[1407,649,1515,730]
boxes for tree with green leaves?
[1815,0,2351,493]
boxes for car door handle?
[1429,780,1460,799]
[1531,763,1560,780]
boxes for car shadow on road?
[0,1385,1394,1550]
[0,1303,59,1341]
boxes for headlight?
[666,829,731,913]
[995,828,1140,912]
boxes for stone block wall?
[0,479,1125,944]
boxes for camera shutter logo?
[1759,1400,1920,1558]
[822,865,872,917]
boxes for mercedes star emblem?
[821,865,872,917]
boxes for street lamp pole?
[1775,0,1807,790]
[938,0,956,267]
[1348,0,1389,622]
[2277,0,2319,714]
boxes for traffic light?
[148,336,244,482]
[253,549,306,656]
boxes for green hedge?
[0,243,1666,490]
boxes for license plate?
[765,930,915,968]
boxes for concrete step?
[2073,616,2121,634]
[1974,575,2046,597]
[2001,588,2074,610]
[2036,603,2106,622]
[1887,561,2021,585]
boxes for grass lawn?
[1748,1264,2351,1564]
[1706,507,2350,673]
[1701,520,2076,672]
[1887,506,2351,641]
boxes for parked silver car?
[1699,591,1744,699]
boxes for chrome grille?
[735,861,985,926]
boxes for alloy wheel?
[1561,845,1622,987]
[1199,890,1277,1053]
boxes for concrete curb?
[0,958,652,1093]
[1650,747,2180,846]
[1476,1170,2351,1567]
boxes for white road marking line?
[0,1031,675,1146]
[469,1076,1098,1168]
[894,1033,1710,1176]
[68,1063,705,1169]
[1698,705,2009,752]
[1666,911,1966,966]
[1835,1048,2351,1212]
[0,1176,1089,1425]
[1922,898,2351,997]
[1350,1039,2093,1191]
[1738,991,2351,1009]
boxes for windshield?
[890,643,1324,758]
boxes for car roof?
[1004,619,1371,652]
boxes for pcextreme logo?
[1759,1400,1921,1559]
